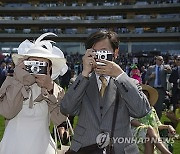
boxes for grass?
[0,114,180,153]
[0,116,5,140]
[160,112,180,154]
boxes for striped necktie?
[99,76,107,97]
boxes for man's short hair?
[85,30,119,52]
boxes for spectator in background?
[60,63,72,90]
[0,61,7,87]
[131,85,175,154]
[166,102,180,135]
[0,53,4,62]
[130,64,142,84]
[69,70,77,86]
[169,55,180,112]
[141,65,147,84]
[145,56,172,118]
[125,62,131,76]
[6,61,15,77]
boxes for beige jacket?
[0,66,66,126]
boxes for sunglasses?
[157,59,163,61]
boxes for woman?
[130,64,142,83]
[131,85,176,154]
[0,33,68,154]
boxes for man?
[145,56,172,118]
[169,55,180,112]
[60,30,150,154]
[140,65,147,84]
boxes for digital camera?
[24,61,48,75]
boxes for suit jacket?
[60,73,150,154]
[169,66,180,95]
[145,65,171,90]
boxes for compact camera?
[95,50,113,65]
[95,50,113,61]
[24,61,48,75]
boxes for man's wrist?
[115,72,125,80]
[114,71,124,78]
[113,65,124,78]
[82,70,89,77]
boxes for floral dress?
[131,107,162,154]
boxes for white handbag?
[54,118,74,154]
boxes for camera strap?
[107,88,119,153]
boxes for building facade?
[0,0,179,54]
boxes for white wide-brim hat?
[12,32,68,80]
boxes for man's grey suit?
[145,65,168,90]
[60,73,150,154]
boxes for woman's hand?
[168,125,176,137]
[16,56,29,70]
[34,74,53,91]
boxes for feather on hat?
[12,32,68,80]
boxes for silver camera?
[95,50,113,65]
[24,61,48,75]
[95,50,113,61]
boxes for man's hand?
[95,59,124,78]
[82,49,96,77]
[149,72,155,79]
[34,74,53,91]
[164,65,172,73]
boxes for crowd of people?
[0,30,179,154]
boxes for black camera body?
[24,60,48,75]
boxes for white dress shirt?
[95,72,125,91]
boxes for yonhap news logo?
[96,132,110,148]
[96,133,175,148]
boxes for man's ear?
[114,49,119,59]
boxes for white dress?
[0,83,56,154]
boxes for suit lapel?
[86,73,101,121]
[102,78,117,118]
[153,65,156,73]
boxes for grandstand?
[0,0,179,54]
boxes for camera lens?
[31,65,40,74]
[101,55,106,59]
[33,66,38,72]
